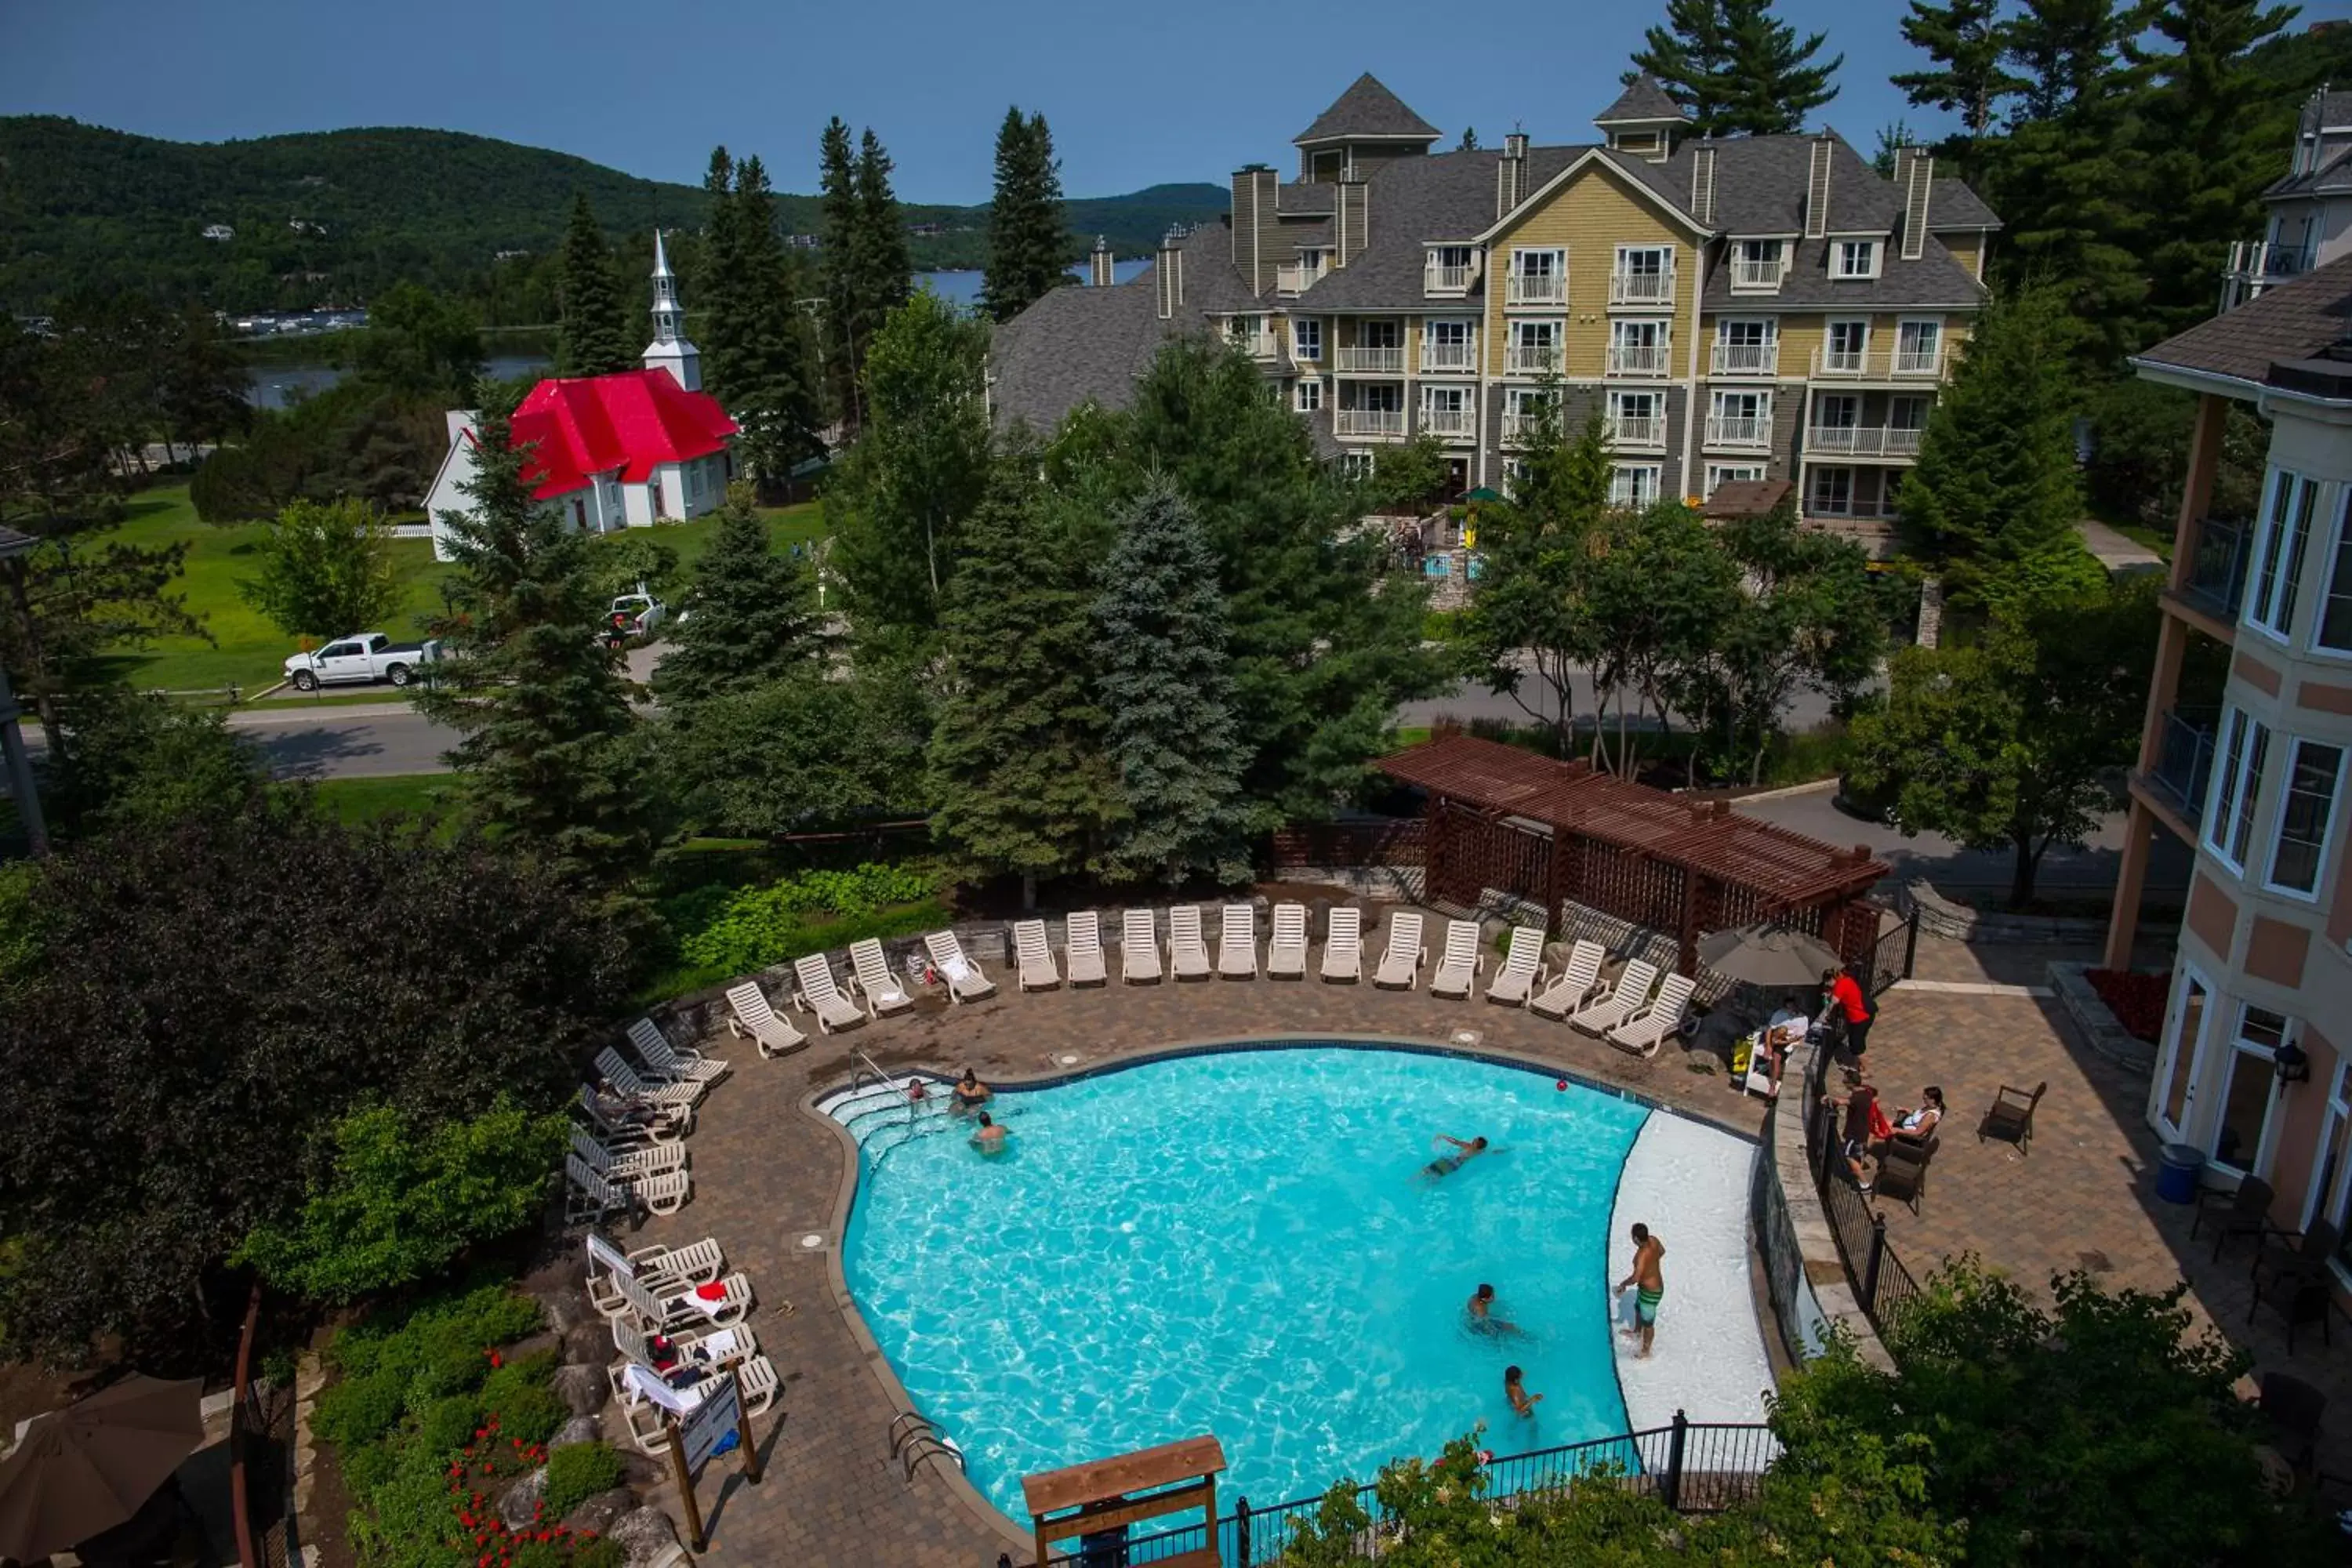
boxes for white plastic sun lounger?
[724,982,808,1060]
[628,1018,730,1087]
[1568,960,1660,1038]
[609,1322,775,1454]
[792,953,868,1033]
[848,938,916,1018]
[1483,926,1547,1008]
[594,1047,706,1113]
[585,1232,724,1319]
[576,1083,690,1146]
[1319,907,1363,983]
[569,1125,686,1183]
[924,930,997,1003]
[1218,903,1258,979]
[1429,919,1483,1000]
[1374,910,1425,989]
[1168,906,1213,981]
[567,1152,691,1223]
[1065,910,1108,987]
[612,1265,753,1336]
[1012,919,1062,991]
[1528,939,1606,1021]
[1606,972,1699,1058]
[1266,903,1308,979]
[1120,909,1163,984]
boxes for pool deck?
[621,964,1774,1566]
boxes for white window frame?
[1609,463,1662,508]
[1833,238,1881,279]
[1730,238,1786,289]
[1894,318,1943,372]
[2264,736,2347,899]
[1340,450,1375,479]
[2249,468,2322,643]
[1512,246,1564,280]
[1291,318,1323,362]
[2202,704,2273,873]
[1809,466,1853,515]
[1706,463,1766,498]
[1716,318,1776,347]
[1421,384,1468,414]
[2209,1004,2292,1178]
[2318,486,2352,655]
[1295,379,1323,412]
[1824,318,1870,372]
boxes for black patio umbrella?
[1695,923,1842,991]
[0,1375,205,1563]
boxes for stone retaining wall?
[1754,1039,1898,1375]
[2048,961,2159,1076]
[1900,880,2107,945]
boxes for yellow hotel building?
[990,74,2000,535]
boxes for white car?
[608,593,666,637]
[282,632,439,691]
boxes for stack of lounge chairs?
[586,1232,780,1455]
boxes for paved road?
[227,703,463,779]
[1398,656,1842,733]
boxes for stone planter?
[2048,960,2159,1076]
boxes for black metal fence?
[1041,1414,1777,1566]
[1802,1041,1924,1336]
[1863,905,1918,1001]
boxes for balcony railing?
[1811,344,1947,379]
[2179,516,2252,622]
[1276,263,1327,296]
[1505,273,1566,306]
[1421,405,1475,437]
[2221,239,2314,310]
[1506,344,1563,375]
[1711,342,1779,376]
[1230,332,1278,361]
[1607,343,1670,376]
[1729,257,1783,290]
[1424,263,1475,294]
[1706,414,1771,448]
[1334,408,1406,438]
[2141,708,2220,826]
[1607,414,1665,448]
[1421,340,1477,372]
[1609,270,1676,306]
[1333,345,1404,373]
[1501,412,1559,445]
[1805,425,1922,458]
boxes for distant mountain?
[0,117,1229,316]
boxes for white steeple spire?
[643,229,702,390]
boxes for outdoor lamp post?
[2277,1037,2312,1086]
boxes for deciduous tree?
[652,483,822,708]
[238,495,405,643]
[347,281,484,404]
[554,193,635,377]
[982,108,1072,325]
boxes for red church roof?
[508,370,737,499]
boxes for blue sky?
[6,0,2350,205]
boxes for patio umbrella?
[0,1374,205,1563]
[1696,923,1842,991]
[1463,486,1504,503]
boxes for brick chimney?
[1900,146,1933,261]
[1496,131,1529,220]
[1691,140,1717,228]
[1089,234,1114,287]
[1803,134,1833,241]
[1156,225,1185,320]
[1336,172,1369,267]
[1229,165,1279,294]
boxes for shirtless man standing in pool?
[1424,1134,1488,1178]
[1616,1223,1665,1359]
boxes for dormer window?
[1425,245,1477,294]
[1730,239,1785,290]
[1835,240,1881,279]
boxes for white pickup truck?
[282,632,440,691]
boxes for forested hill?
[0,116,1228,316]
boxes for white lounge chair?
[1606,973,1699,1058]
[792,954,868,1034]
[585,1232,724,1320]
[724,982,808,1060]
[612,1265,753,1336]
[594,1048,706,1114]
[627,1018,729,1087]
[569,1125,686,1184]
[1168,906,1213,981]
[576,1083,689,1146]
[1319,907,1363,983]
[848,938,916,1018]
[1065,910,1108,987]
[1218,904,1258,979]
[1012,919,1062,992]
[924,931,997,1003]
[1483,927,1547,1008]
[1121,909,1163,984]
[1374,910,1425,990]
[1568,960,1660,1037]
[608,1322,775,1455]
[1266,903,1308,979]
[566,1152,690,1223]
[1429,919,1483,1000]
[1528,940,1606,1021]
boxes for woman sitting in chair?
[1883,1087,1944,1148]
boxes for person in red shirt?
[1823,966,1873,1065]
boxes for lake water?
[242,258,1155,406]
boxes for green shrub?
[339,1436,401,1500]
[314,1370,409,1450]
[485,1380,566,1447]
[412,1395,481,1461]
[330,1283,540,1381]
[543,1441,625,1519]
[673,862,935,974]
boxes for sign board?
[679,1373,742,1477]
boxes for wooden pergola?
[1377,735,1891,975]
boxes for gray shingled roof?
[2267,144,2352,199]
[1698,235,1986,309]
[2134,254,2352,391]
[1595,74,1688,126]
[1298,146,1570,310]
[1928,176,2000,230]
[1294,74,1442,144]
[1689,133,1893,235]
[1279,182,1335,215]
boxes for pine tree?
[2005,0,2146,122]
[1633,0,1734,134]
[1457,127,1481,151]
[652,482,823,710]
[699,154,825,481]
[855,129,913,322]
[925,458,1121,906]
[2140,0,2297,331]
[1094,482,1249,887]
[1900,289,2091,594]
[981,108,1072,325]
[1893,0,2024,146]
[555,194,633,377]
[816,119,863,426]
[412,392,657,893]
[1635,0,1837,135]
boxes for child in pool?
[1424,1134,1488,1178]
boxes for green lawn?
[303,774,464,826]
[98,485,827,695]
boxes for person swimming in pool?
[1424,1134,1489,1178]
[1504,1364,1543,1419]
[971,1112,1008,1156]
[1466,1283,1523,1336]
[952,1068,991,1114]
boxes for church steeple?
[642,230,702,391]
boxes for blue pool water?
[843,1044,1652,1518]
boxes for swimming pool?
[840,1044,1654,1519]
